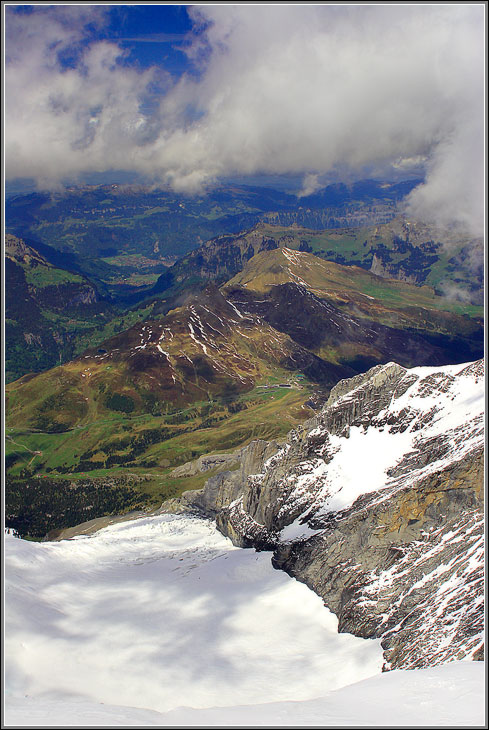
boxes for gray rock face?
[272,451,483,669]
[169,452,242,479]
[164,440,280,524]
[165,359,484,669]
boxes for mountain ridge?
[5,234,117,382]
[5,244,483,534]
[164,358,484,670]
[150,216,483,306]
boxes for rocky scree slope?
[166,359,484,670]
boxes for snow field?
[5,514,383,717]
[5,661,485,726]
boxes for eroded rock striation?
[166,359,484,669]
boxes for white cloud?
[5,4,485,233]
[297,173,324,198]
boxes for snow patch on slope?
[276,360,484,523]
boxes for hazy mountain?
[6,180,422,299]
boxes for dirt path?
[6,434,42,465]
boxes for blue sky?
[4,3,485,233]
[9,4,196,76]
[93,5,195,76]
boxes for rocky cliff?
[165,359,484,670]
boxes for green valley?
[4,183,484,540]
[5,383,315,538]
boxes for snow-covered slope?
[5,663,485,727]
[4,515,485,727]
[221,360,484,534]
[4,514,382,722]
[170,359,485,670]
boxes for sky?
[3,3,485,234]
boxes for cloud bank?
[5,4,485,234]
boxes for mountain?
[6,246,482,453]
[4,210,485,715]
[150,223,281,298]
[5,284,333,536]
[6,219,482,385]
[4,234,190,383]
[4,349,485,719]
[4,234,118,382]
[6,284,339,431]
[150,217,483,306]
[223,246,482,336]
[5,244,483,537]
[5,179,417,283]
[165,359,484,670]
[6,202,482,384]
[362,217,483,297]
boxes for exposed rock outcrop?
[169,451,242,478]
[165,359,484,669]
[165,439,280,521]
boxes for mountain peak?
[5,234,50,267]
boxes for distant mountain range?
[5,179,418,296]
[5,179,482,383]
[5,214,483,383]
[150,218,483,305]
